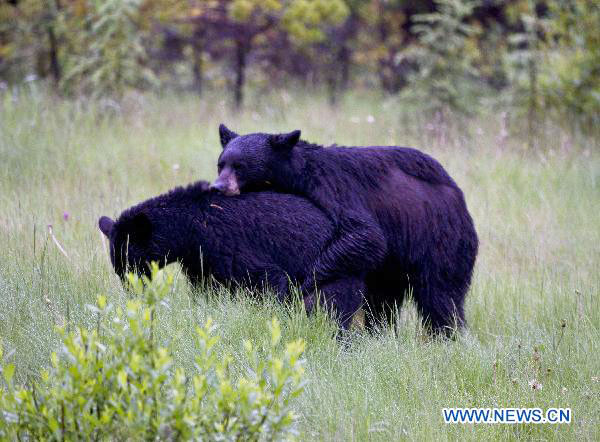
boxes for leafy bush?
[0,263,306,440]
[541,0,600,127]
[505,0,599,136]
[59,0,158,97]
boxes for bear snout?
[210,170,240,196]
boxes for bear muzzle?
[210,170,240,196]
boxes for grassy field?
[0,87,599,440]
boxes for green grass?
[1,86,599,440]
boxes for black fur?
[99,181,365,328]
[214,127,479,334]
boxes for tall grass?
[0,86,598,440]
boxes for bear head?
[98,212,168,279]
[210,124,301,196]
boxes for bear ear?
[98,216,115,237]
[219,123,238,149]
[270,130,301,151]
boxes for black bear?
[211,125,479,334]
[98,181,365,328]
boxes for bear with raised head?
[211,125,478,334]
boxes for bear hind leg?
[413,284,466,337]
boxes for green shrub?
[59,0,158,98]
[0,263,306,440]
[401,0,483,118]
[541,0,600,128]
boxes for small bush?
[0,263,306,440]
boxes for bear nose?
[209,181,226,193]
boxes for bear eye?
[233,162,245,172]
[217,161,224,172]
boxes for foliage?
[280,0,349,44]
[504,0,547,146]
[503,0,600,137]
[230,0,349,44]
[401,0,482,117]
[58,0,158,97]
[0,0,62,82]
[541,0,600,126]
[0,263,306,440]
[1,0,598,130]
[206,0,349,107]
[0,91,599,439]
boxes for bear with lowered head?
[99,180,365,328]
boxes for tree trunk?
[234,40,248,109]
[47,25,60,85]
[47,0,62,87]
[526,15,539,151]
[527,55,538,150]
[327,73,337,106]
[192,42,203,96]
[338,45,350,91]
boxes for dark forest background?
[1,0,598,133]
